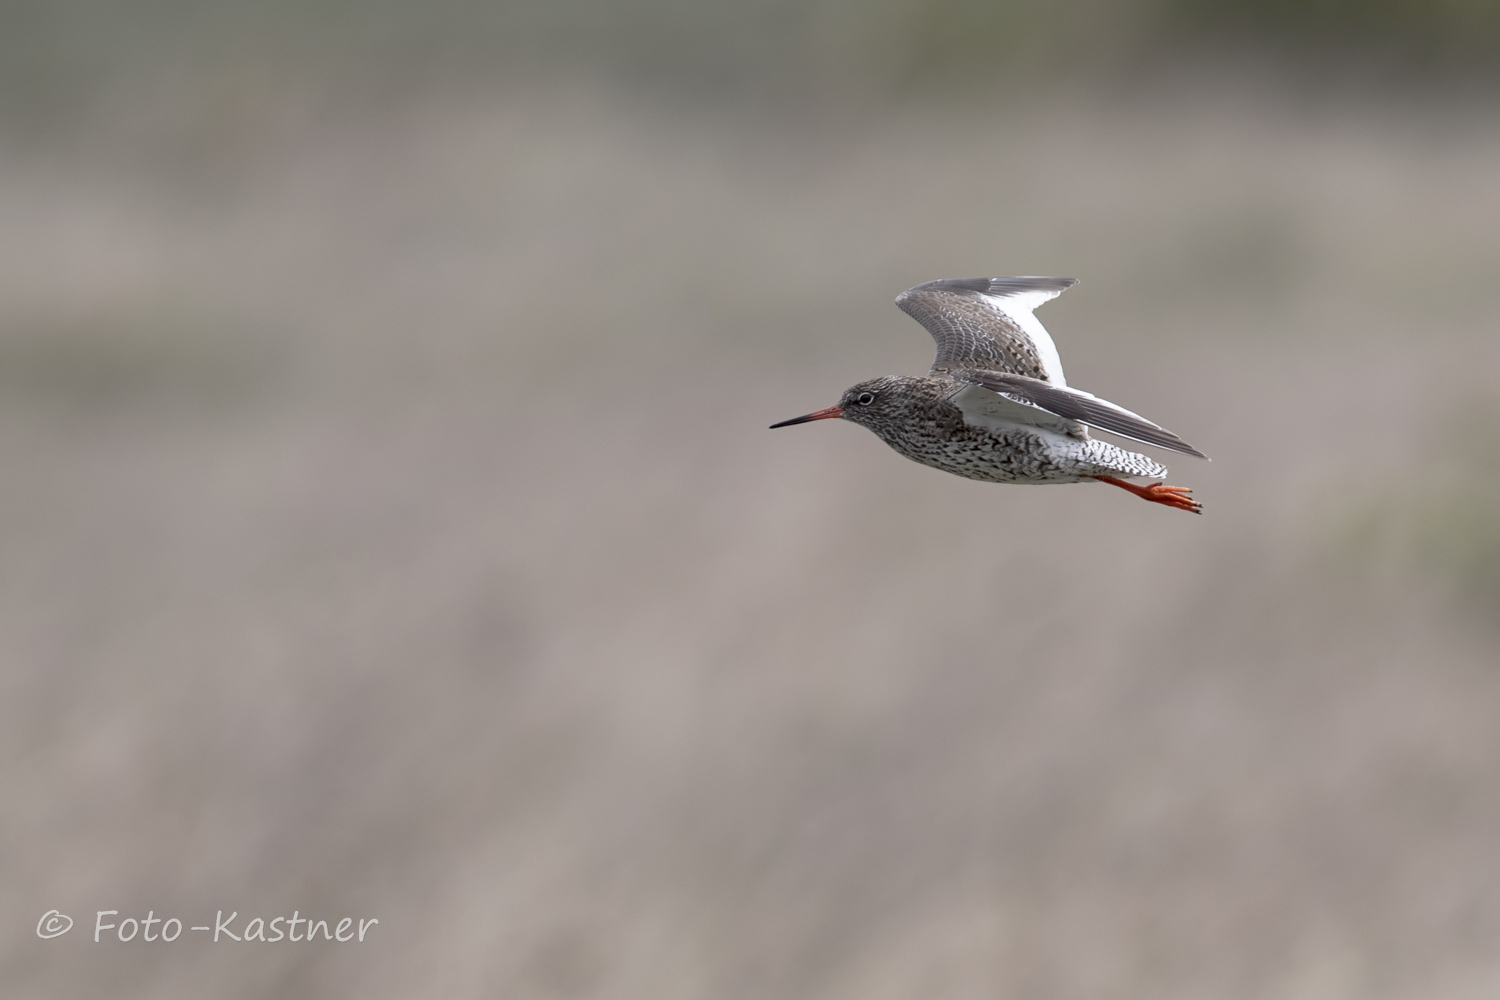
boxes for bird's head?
[769,377,905,432]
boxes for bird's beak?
[769,405,844,429]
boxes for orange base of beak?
[769,406,845,429]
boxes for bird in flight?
[770,277,1208,513]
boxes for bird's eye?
[857,392,875,405]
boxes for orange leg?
[1094,475,1202,514]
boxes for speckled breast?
[874,417,1087,484]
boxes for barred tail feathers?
[1082,439,1168,480]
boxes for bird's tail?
[1081,439,1168,480]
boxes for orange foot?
[1094,476,1202,514]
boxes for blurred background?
[4,1,1500,996]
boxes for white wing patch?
[949,383,1080,438]
[979,288,1068,386]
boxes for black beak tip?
[769,405,844,429]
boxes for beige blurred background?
[4,1,1500,997]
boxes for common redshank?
[770,277,1207,513]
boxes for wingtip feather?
[904,276,1078,298]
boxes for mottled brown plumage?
[771,277,1208,513]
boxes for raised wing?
[952,369,1208,459]
[896,276,1076,384]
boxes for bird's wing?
[947,382,1084,437]
[896,277,1076,385]
[952,369,1209,459]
